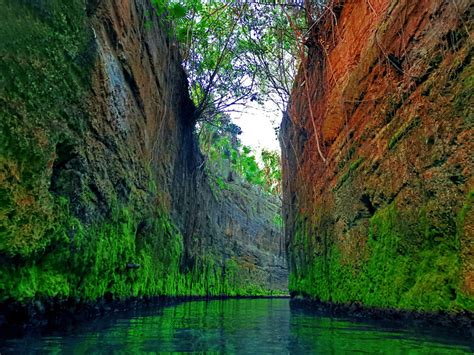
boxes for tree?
[261,149,282,194]
[152,0,305,121]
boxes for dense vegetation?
[151,0,304,118]
[199,117,281,196]
[289,193,474,312]
[149,0,292,199]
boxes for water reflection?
[1,299,471,354]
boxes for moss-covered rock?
[282,0,473,313]
[0,0,286,306]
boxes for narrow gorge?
[0,0,473,348]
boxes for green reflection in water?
[2,299,471,354]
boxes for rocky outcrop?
[281,0,473,311]
[0,0,286,305]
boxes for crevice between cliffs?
[0,0,473,334]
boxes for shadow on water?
[1,299,472,353]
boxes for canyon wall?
[0,0,286,306]
[281,0,473,311]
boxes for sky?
[230,101,282,152]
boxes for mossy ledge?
[288,196,474,313]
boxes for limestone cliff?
[0,0,286,305]
[281,0,473,311]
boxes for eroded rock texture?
[281,0,473,311]
[0,0,286,303]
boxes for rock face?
[281,0,473,311]
[0,0,286,303]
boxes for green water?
[1,299,472,353]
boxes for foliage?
[149,0,296,196]
[261,149,282,194]
[151,0,304,119]
[199,118,281,195]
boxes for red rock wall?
[281,0,473,311]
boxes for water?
[1,298,472,354]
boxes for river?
[1,298,471,353]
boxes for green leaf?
[170,3,187,19]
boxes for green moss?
[0,196,276,302]
[455,190,474,310]
[388,116,421,150]
[289,200,472,312]
[334,157,364,190]
[0,0,93,258]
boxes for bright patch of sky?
[230,100,282,153]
